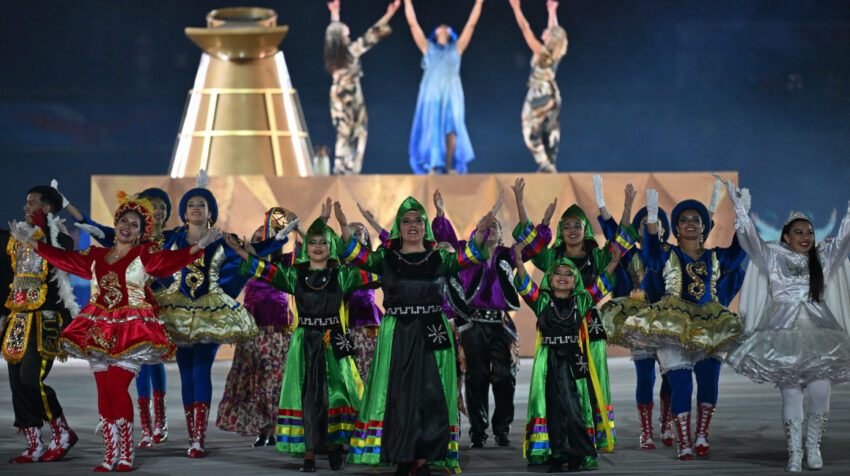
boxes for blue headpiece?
[632,206,671,242]
[671,199,713,241]
[138,188,172,222]
[429,26,457,44]
[179,188,218,225]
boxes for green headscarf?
[540,257,592,311]
[551,204,596,249]
[296,218,340,265]
[387,196,436,249]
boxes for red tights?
[94,366,136,421]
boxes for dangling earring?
[207,218,213,229]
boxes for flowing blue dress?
[409,41,475,174]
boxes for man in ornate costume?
[3,185,79,464]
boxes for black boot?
[414,464,432,475]
[395,462,412,476]
[252,433,266,448]
[547,455,564,473]
[264,434,275,446]
[300,458,316,472]
[494,433,511,447]
[328,447,344,471]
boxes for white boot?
[805,413,827,470]
[784,418,803,472]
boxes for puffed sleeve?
[513,271,550,316]
[819,203,850,277]
[34,243,98,279]
[441,238,490,275]
[337,266,381,295]
[339,235,384,274]
[432,216,461,248]
[140,242,204,278]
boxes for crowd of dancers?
[3,173,849,474]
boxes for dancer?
[228,217,365,472]
[725,181,850,472]
[405,0,484,175]
[3,185,78,464]
[11,195,218,471]
[622,189,746,460]
[325,0,401,175]
[431,178,554,448]
[523,186,639,459]
[338,197,494,475]
[63,184,175,447]
[215,208,298,447]
[509,0,568,173]
[157,184,294,458]
[595,176,674,450]
[513,241,597,472]
[344,220,384,379]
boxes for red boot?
[93,419,119,472]
[659,395,674,447]
[188,402,210,458]
[137,397,153,448]
[637,403,656,449]
[42,415,78,462]
[8,426,45,463]
[114,418,135,471]
[674,412,694,460]
[152,391,168,443]
[184,405,194,444]
[694,402,715,457]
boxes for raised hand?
[474,211,495,246]
[433,189,445,217]
[511,240,524,264]
[740,188,752,212]
[645,189,659,224]
[196,169,208,188]
[223,233,250,261]
[8,220,36,246]
[624,183,637,205]
[592,174,606,209]
[387,0,400,15]
[74,222,106,239]
[320,197,333,221]
[334,201,349,229]
[50,179,70,209]
[274,218,300,242]
[708,178,724,214]
[490,189,505,217]
[196,227,222,249]
[542,197,557,226]
[511,177,525,204]
[724,179,743,209]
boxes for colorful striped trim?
[524,418,551,451]
[348,419,383,456]
[358,269,380,286]
[276,408,305,444]
[327,406,358,441]
[457,241,484,267]
[586,274,612,302]
[516,274,539,302]
[595,405,616,436]
[341,238,369,266]
[248,257,278,284]
[609,227,637,256]
[517,224,547,258]
[446,425,460,461]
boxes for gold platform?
[91,172,738,357]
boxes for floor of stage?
[2,357,848,475]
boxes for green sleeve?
[238,255,298,294]
[337,266,371,294]
[440,238,491,275]
[530,246,554,273]
[513,271,550,316]
[337,235,384,274]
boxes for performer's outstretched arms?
[457,0,486,55]
[509,0,542,56]
[403,0,429,54]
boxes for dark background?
[1,0,849,236]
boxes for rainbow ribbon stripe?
[341,238,369,266]
[517,224,547,258]
[276,408,305,445]
[457,241,484,267]
[594,405,616,440]
[609,227,637,256]
[348,419,383,458]
[327,406,358,442]
[248,257,279,284]
[517,274,539,302]
[358,269,380,286]
[586,274,612,303]
[446,425,460,463]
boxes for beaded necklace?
[393,248,433,266]
[304,267,333,291]
[552,296,576,321]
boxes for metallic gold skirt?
[158,289,258,346]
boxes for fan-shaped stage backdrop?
[91,172,738,358]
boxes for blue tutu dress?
[409,41,475,174]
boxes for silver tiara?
[783,211,811,227]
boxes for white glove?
[592,174,605,209]
[724,179,743,209]
[8,220,36,244]
[196,169,209,188]
[196,227,221,249]
[274,217,300,242]
[740,188,752,212]
[645,189,659,224]
[708,178,724,213]
[50,179,70,209]
[74,222,106,239]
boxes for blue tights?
[666,358,722,415]
[634,358,672,404]
[175,343,219,405]
[135,363,166,399]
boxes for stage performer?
[337,197,494,475]
[325,0,400,175]
[622,189,745,460]
[523,188,639,464]
[3,185,79,464]
[431,179,554,449]
[725,181,850,473]
[509,0,568,173]
[156,181,294,458]
[405,0,484,175]
[513,241,597,472]
[63,183,176,448]
[595,177,674,450]
[227,217,368,472]
[11,195,218,471]
[215,208,299,448]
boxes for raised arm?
[547,0,559,28]
[328,0,340,22]
[509,0,542,56]
[349,1,399,58]
[512,177,530,224]
[725,180,772,272]
[456,0,485,55]
[620,183,637,228]
[403,0,429,55]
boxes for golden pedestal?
[169,7,314,178]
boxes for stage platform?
[2,357,848,475]
[90,172,738,358]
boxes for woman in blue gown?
[404,0,484,175]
